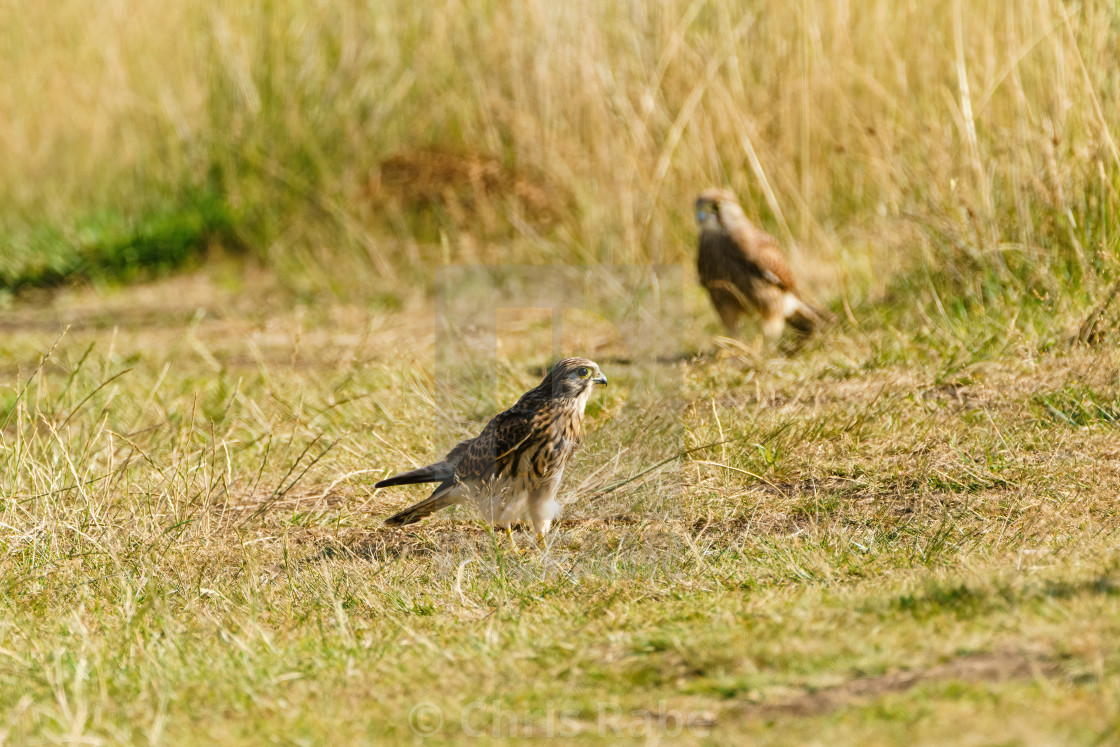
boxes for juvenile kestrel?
[695,188,825,344]
[376,357,608,545]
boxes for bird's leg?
[761,315,786,349]
[528,514,552,551]
[715,303,741,338]
[752,332,768,356]
[505,526,528,556]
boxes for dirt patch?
[370,148,570,231]
[741,649,1058,719]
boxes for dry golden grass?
[2,0,1120,743]
[3,0,1117,298]
[2,266,1119,742]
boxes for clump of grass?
[0,188,239,291]
[1034,383,1120,426]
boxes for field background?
[3,0,1120,743]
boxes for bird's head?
[695,188,745,233]
[544,357,608,400]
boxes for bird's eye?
[712,201,721,213]
[576,367,590,378]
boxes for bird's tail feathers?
[374,461,454,489]
[785,295,832,335]
[383,482,460,526]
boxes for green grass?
[0,188,239,292]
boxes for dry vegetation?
[2,0,1120,743]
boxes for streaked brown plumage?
[695,188,825,344]
[376,357,608,541]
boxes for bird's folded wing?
[444,438,473,464]
[726,224,797,291]
[454,403,540,482]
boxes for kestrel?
[376,357,608,546]
[695,188,825,344]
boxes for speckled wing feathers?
[717,223,797,292]
[451,398,540,483]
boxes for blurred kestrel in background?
[377,357,608,547]
[695,188,826,345]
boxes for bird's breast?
[697,234,728,285]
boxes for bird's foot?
[713,336,763,366]
[505,527,530,556]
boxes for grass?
[1,275,1119,743]
[0,189,238,292]
[2,0,1120,743]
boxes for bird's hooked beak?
[593,373,608,386]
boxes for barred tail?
[383,482,460,526]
